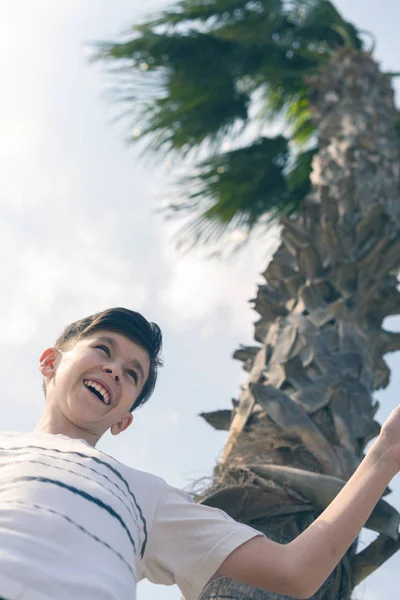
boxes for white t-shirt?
[0,432,263,600]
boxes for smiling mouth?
[83,381,110,405]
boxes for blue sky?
[1,1,399,599]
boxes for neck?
[34,410,100,447]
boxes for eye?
[127,370,138,384]
[96,344,110,356]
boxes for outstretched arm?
[215,408,400,599]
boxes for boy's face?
[39,330,151,441]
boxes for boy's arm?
[215,416,400,599]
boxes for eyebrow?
[97,335,146,384]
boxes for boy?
[0,306,398,600]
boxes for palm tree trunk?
[198,48,400,600]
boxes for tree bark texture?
[198,49,400,600]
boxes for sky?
[0,1,399,599]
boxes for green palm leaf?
[164,137,317,250]
[94,0,367,246]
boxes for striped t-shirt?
[0,432,263,600]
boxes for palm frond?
[289,0,364,50]
[93,0,367,247]
[162,136,316,250]
[286,90,316,147]
[153,0,285,28]
[96,31,251,154]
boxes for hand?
[374,405,400,475]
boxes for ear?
[110,413,134,436]
[39,347,59,380]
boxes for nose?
[103,366,120,383]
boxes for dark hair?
[45,307,163,412]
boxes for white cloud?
[159,220,282,335]
[0,1,154,346]
[0,212,148,345]
[166,411,181,425]
[353,586,383,600]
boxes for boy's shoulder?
[0,429,169,507]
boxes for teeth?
[84,380,111,405]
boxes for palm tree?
[95,1,400,597]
